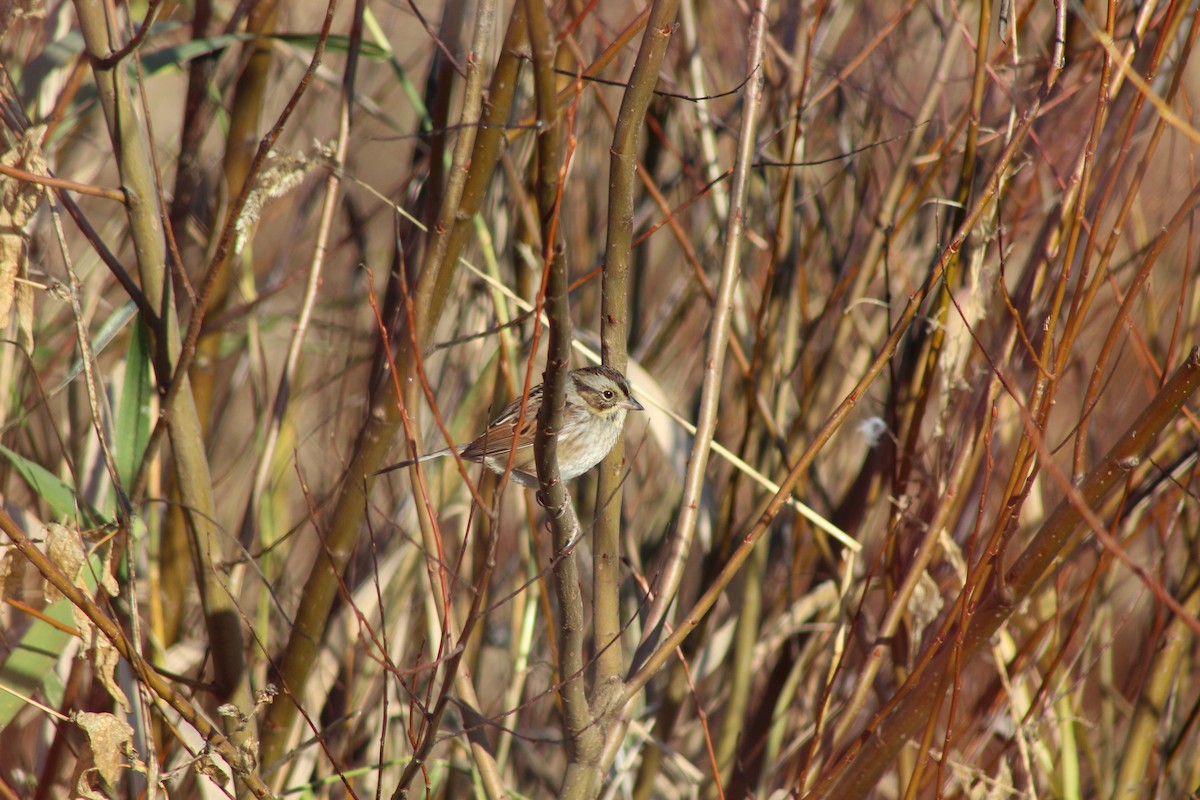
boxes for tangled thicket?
[2,1,1199,798]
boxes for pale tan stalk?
[634,0,767,664]
[1069,3,1200,476]
[390,33,522,792]
[387,3,507,797]
[619,8,1066,724]
[236,16,355,553]
[588,5,684,784]
[70,0,258,780]
[593,0,682,681]
[839,348,1200,797]
[252,1,487,784]
[0,510,274,798]
[829,374,1001,755]
[523,1,601,795]
[1112,570,1200,796]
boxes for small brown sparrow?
[377,365,643,487]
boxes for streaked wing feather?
[460,390,541,459]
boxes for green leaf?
[139,32,254,74]
[0,597,77,728]
[0,545,106,730]
[139,32,391,76]
[114,322,153,493]
[56,301,138,393]
[0,446,105,528]
[271,33,391,59]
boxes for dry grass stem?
[2,2,1199,799]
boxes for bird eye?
[603,390,615,400]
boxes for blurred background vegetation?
[2,0,1200,798]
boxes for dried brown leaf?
[72,710,134,792]
[0,548,25,602]
[0,125,46,333]
[44,522,85,603]
[909,569,943,647]
[88,641,131,713]
[0,0,45,24]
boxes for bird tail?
[374,446,457,477]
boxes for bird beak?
[625,396,645,411]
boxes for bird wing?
[459,389,541,459]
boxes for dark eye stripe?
[574,366,633,405]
